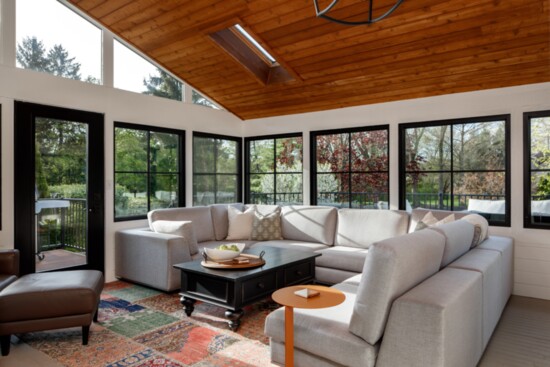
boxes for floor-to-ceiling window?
[193,132,241,206]
[245,134,303,205]
[524,110,550,229]
[400,115,510,226]
[311,126,389,208]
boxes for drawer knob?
[258,282,265,289]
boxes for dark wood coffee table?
[173,245,321,331]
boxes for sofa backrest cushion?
[335,209,410,249]
[427,220,475,268]
[281,206,338,245]
[409,208,470,232]
[210,203,244,240]
[148,206,215,243]
[349,229,446,344]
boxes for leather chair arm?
[0,249,20,277]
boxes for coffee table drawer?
[242,273,276,302]
[285,261,313,284]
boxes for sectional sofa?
[115,204,513,367]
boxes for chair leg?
[93,307,99,323]
[82,325,90,345]
[1,335,11,356]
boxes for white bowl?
[204,243,245,262]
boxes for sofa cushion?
[409,208,471,233]
[427,220,475,268]
[414,211,455,231]
[315,246,369,273]
[210,203,244,241]
[251,240,328,252]
[150,220,198,255]
[335,209,409,248]
[265,283,378,367]
[148,206,215,243]
[281,206,337,245]
[227,206,255,240]
[315,267,360,286]
[349,229,446,345]
[477,236,514,303]
[251,207,283,241]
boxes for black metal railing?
[249,192,303,205]
[36,198,87,253]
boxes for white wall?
[244,82,550,300]
[0,64,244,283]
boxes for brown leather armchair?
[0,250,104,356]
[0,250,19,292]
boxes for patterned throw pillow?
[251,207,283,241]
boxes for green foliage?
[192,90,217,109]
[143,68,182,101]
[535,174,550,197]
[47,184,86,199]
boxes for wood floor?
[2,295,549,367]
[35,249,86,272]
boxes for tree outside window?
[311,126,389,209]
[114,123,184,220]
[246,134,303,205]
[400,115,510,226]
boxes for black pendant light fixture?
[313,0,404,25]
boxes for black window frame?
[398,114,511,227]
[244,132,304,205]
[192,131,242,206]
[114,121,185,221]
[310,125,390,208]
[523,110,550,229]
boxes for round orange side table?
[271,285,345,367]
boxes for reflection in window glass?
[524,112,550,228]
[247,135,303,205]
[16,0,101,84]
[312,127,389,209]
[402,116,509,226]
[192,90,219,109]
[193,133,241,206]
[114,124,183,220]
[114,40,182,101]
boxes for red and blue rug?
[19,281,277,367]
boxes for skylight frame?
[233,24,278,66]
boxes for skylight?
[233,24,277,65]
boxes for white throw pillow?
[151,220,199,255]
[415,211,455,231]
[226,205,256,240]
[460,214,489,246]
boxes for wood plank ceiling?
[69,0,550,120]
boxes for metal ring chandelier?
[313,0,405,25]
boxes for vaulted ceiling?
[68,0,550,120]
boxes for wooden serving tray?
[201,253,266,269]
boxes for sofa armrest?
[0,249,20,277]
[377,268,483,367]
[115,228,193,292]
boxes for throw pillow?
[460,214,489,247]
[251,207,283,241]
[414,211,455,231]
[151,220,199,255]
[226,205,255,240]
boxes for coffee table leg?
[225,309,244,331]
[285,306,294,367]
[181,296,196,316]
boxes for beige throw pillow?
[415,211,456,231]
[251,207,283,241]
[151,220,199,255]
[226,205,255,240]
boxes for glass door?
[15,102,104,275]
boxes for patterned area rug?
[19,281,278,367]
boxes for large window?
[114,40,182,101]
[193,132,241,206]
[524,111,550,229]
[311,126,389,208]
[245,134,303,205]
[114,123,184,220]
[400,115,510,226]
[16,0,102,84]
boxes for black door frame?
[14,101,105,275]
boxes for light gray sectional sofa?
[115,204,513,367]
